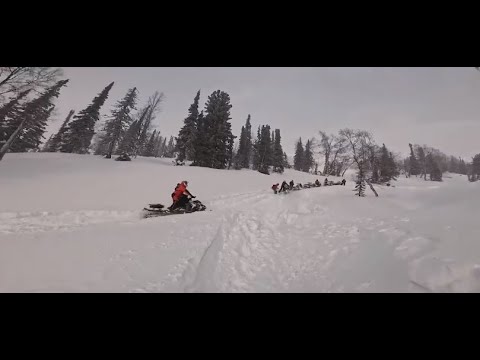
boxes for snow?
[0,153,479,292]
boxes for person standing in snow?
[289,180,295,190]
[279,181,289,193]
[272,183,279,194]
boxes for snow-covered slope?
[0,153,479,292]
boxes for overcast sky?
[48,67,480,159]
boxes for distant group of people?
[271,178,346,194]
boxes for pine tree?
[176,90,200,162]
[202,90,234,169]
[95,88,137,158]
[388,152,399,179]
[426,153,442,181]
[294,138,304,171]
[416,146,427,180]
[256,125,273,174]
[153,133,162,157]
[283,152,290,169]
[0,80,68,160]
[234,114,252,170]
[472,154,480,181]
[136,92,163,156]
[303,139,314,173]
[409,143,420,176]
[116,120,140,155]
[43,109,75,152]
[0,89,32,147]
[370,145,380,183]
[192,111,211,166]
[233,125,246,170]
[459,158,467,175]
[8,106,56,153]
[164,136,176,158]
[227,133,236,169]
[272,129,284,173]
[379,144,398,182]
[354,165,366,197]
[143,130,157,157]
[61,82,114,154]
[115,105,151,156]
[252,126,261,170]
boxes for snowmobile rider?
[289,180,294,190]
[169,180,195,211]
[315,179,321,187]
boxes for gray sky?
[48,67,480,160]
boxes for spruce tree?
[426,153,442,181]
[283,152,290,169]
[164,136,176,158]
[136,92,163,156]
[416,146,427,180]
[354,165,366,197]
[256,125,273,174]
[143,130,157,157]
[176,90,200,162]
[0,80,68,160]
[116,105,151,157]
[44,109,75,152]
[203,90,234,169]
[472,154,480,181]
[116,120,140,155]
[459,158,467,175]
[252,126,261,170]
[409,143,420,176]
[153,133,162,157]
[95,87,137,158]
[371,145,380,183]
[294,138,304,171]
[233,125,246,169]
[234,114,252,169]
[388,152,399,179]
[303,139,314,173]
[192,111,210,166]
[0,89,31,147]
[272,129,284,173]
[61,82,114,154]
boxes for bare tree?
[0,67,63,102]
[315,130,350,176]
[136,91,164,156]
[339,128,378,196]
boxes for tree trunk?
[365,179,379,197]
[0,115,29,161]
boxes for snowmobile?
[142,195,207,218]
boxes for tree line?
[0,67,173,161]
[174,90,287,174]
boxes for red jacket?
[173,183,187,202]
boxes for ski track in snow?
[0,210,140,234]
[2,154,480,292]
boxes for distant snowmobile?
[142,195,207,218]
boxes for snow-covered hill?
[0,153,479,292]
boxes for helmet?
[182,180,188,186]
